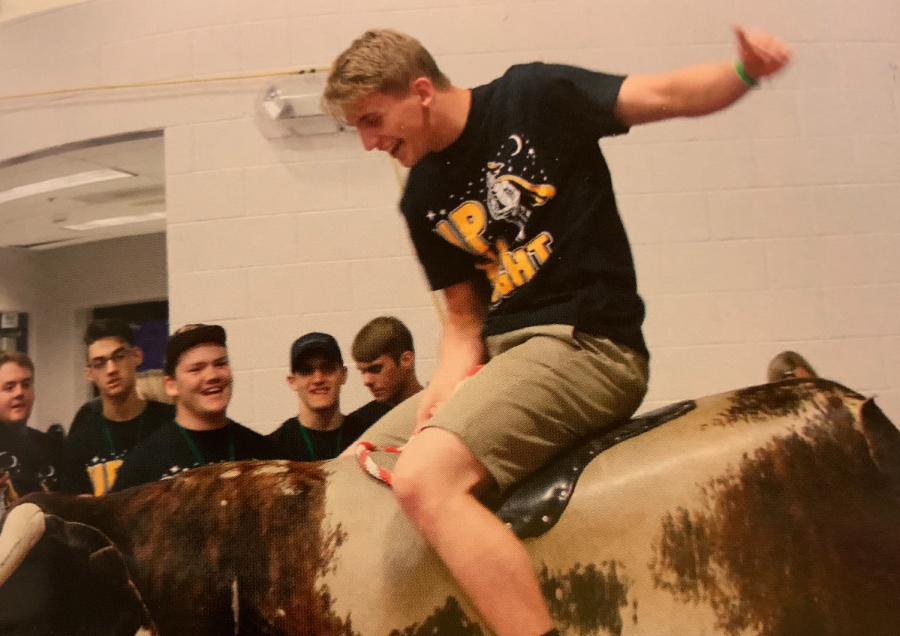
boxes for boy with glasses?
[67,319,175,495]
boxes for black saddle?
[492,399,696,539]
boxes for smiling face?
[288,354,347,413]
[85,336,142,400]
[0,362,35,425]
[344,81,435,168]
[165,344,232,426]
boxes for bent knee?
[391,449,487,522]
[391,461,446,521]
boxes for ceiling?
[0,130,165,250]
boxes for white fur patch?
[253,465,289,475]
[219,468,242,479]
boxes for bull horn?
[0,503,46,588]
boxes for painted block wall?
[0,0,898,431]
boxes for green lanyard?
[296,419,342,461]
[176,422,235,466]
[101,409,146,457]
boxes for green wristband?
[735,60,758,88]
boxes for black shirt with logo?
[401,62,647,357]
[66,399,175,495]
[0,422,70,499]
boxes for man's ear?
[163,375,178,399]
[83,365,93,382]
[131,347,144,367]
[399,351,415,370]
[287,374,299,392]
[339,366,348,386]
[412,77,436,107]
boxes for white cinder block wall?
[1,0,899,432]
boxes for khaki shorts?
[357,325,649,493]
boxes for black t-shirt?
[348,400,392,431]
[0,422,70,498]
[268,414,371,462]
[401,62,647,357]
[66,399,175,495]
[111,419,276,491]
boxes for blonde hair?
[322,29,450,120]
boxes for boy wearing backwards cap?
[268,332,369,461]
[112,324,274,491]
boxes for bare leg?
[392,427,553,636]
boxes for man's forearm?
[434,318,485,384]
[663,61,753,118]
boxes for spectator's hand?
[734,26,792,81]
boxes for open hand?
[734,26,792,81]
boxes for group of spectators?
[0,315,423,501]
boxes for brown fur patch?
[539,562,631,636]
[388,597,483,636]
[24,461,355,636]
[651,404,900,636]
[713,379,864,428]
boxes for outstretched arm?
[615,26,792,126]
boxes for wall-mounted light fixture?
[257,72,345,137]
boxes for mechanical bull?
[2,378,900,636]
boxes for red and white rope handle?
[355,441,404,486]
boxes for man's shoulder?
[348,400,391,430]
[24,426,65,454]
[266,417,298,439]
[349,400,391,419]
[494,62,564,88]
[144,400,176,421]
[68,398,103,435]
[342,411,374,439]
[127,420,179,454]
[229,419,269,440]
[227,420,277,460]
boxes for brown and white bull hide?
[0,503,158,636]
[2,379,900,636]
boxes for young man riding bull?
[323,27,791,636]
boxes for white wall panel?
[1,0,898,430]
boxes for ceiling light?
[0,169,135,205]
[62,211,166,232]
